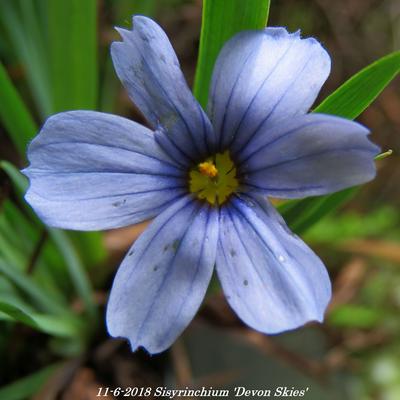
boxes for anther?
[198,161,218,178]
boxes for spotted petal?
[106,196,219,354]
[208,27,331,152]
[24,111,186,230]
[111,16,216,162]
[216,194,331,334]
[238,114,380,198]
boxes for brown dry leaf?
[340,240,400,264]
[104,220,150,253]
[328,257,367,312]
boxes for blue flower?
[23,16,379,354]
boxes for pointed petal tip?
[113,27,131,42]
[20,166,29,177]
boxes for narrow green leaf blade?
[0,364,57,400]
[194,0,270,107]
[45,0,98,111]
[0,63,37,154]
[50,229,98,323]
[315,51,400,118]
[0,301,82,338]
[282,188,356,235]
[282,52,400,233]
[0,258,65,315]
[1,161,98,322]
[0,0,53,117]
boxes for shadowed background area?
[0,0,399,399]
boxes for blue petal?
[239,114,380,198]
[111,16,216,160]
[208,27,331,152]
[24,111,186,230]
[216,194,331,334]
[106,196,219,354]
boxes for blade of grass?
[0,63,37,154]
[0,0,52,117]
[0,300,83,338]
[282,189,356,235]
[0,200,69,306]
[282,51,400,233]
[45,0,98,111]
[0,258,66,315]
[1,161,98,323]
[315,50,400,118]
[50,230,98,323]
[194,0,270,107]
[0,363,58,400]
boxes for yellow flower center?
[189,151,239,205]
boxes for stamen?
[375,149,393,160]
[189,151,238,205]
[198,161,218,178]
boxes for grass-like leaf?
[282,51,400,234]
[0,300,82,338]
[45,0,98,111]
[0,258,66,315]
[0,63,37,154]
[315,51,400,118]
[281,189,356,235]
[1,161,98,323]
[0,363,58,400]
[0,0,52,117]
[194,0,270,107]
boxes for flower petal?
[208,27,331,152]
[106,196,219,354]
[239,114,380,198]
[216,194,331,334]
[24,111,186,230]
[111,16,216,160]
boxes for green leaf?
[315,51,400,118]
[282,51,400,233]
[0,258,66,315]
[194,0,270,107]
[45,0,98,111]
[1,161,98,323]
[0,300,82,338]
[0,0,53,117]
[0,63,37,154]
[281,188,356,235]
[329,305,382,328]
[0,199,70,306]
[0,363,57,400]
[50,229,98,323]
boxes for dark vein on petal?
[32,140,185,172]
[237,120,331,166]
[218,208,260,321]
[241,146,375,175]
[233,51,317,157]
[129,37,203,159]
[163,204,214,344]
[218,45,261,149]
[134,200,201,344]
[226,39,298,151]
[29,185,187,202]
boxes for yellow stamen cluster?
[189,151,238,205]
[198,161,218,178]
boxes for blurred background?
[0,0,399,399]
